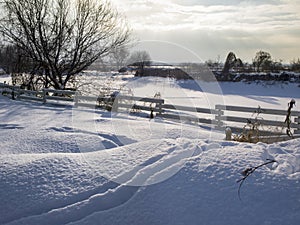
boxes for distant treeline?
[1,45,300,85]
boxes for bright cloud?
[111,0,300,62]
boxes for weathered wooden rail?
[1,83,300,137]
[215,104,300,135]
[0,83,76,104]
[75,94,164,114]
[160,104,220,126]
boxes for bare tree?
[291,58,300,72]
[253,51,272,73]
[109,46,130,71]
[222,52,243,78]
[127,50,151,76]
[0,0,130,89]
[0,44,35,74]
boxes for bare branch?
[0,0,131,89]
[237,159,277,201]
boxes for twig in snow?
[237,159,277,200]
[284,99,296,137]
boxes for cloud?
[113,0,300,31]
[172,0,280,6]
[113,0,285,6]
[111,0,300,62]
[132,25,300,63]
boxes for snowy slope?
[1,77,300,225]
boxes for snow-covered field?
[1,73,300,225]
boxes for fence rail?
[1,83,300,137]
[215,104,300,135]
[215,104,300,117]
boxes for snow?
[1,74,300,225]
[0,75,11,84]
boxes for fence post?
[157,102,162,115]
[15,86,21,100]
[0,83,3,95]
[295,113,300,135]
[12,85,17,100]
[158,99,164,116]
[298,114,300,134]
[111,97,118,112]
[42,89,47,104]
[214,104,224,130]
[74,91,79,107]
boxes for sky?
[111,0,300,63]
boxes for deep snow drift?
[1,75,300,225]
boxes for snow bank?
[2,138,300,225]
[1,77,300,225]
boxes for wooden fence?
[1,83,300,137]
[215,104,300,136]
[0,83,76,104]
[75,94,164,114]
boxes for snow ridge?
[5,140,197,225]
